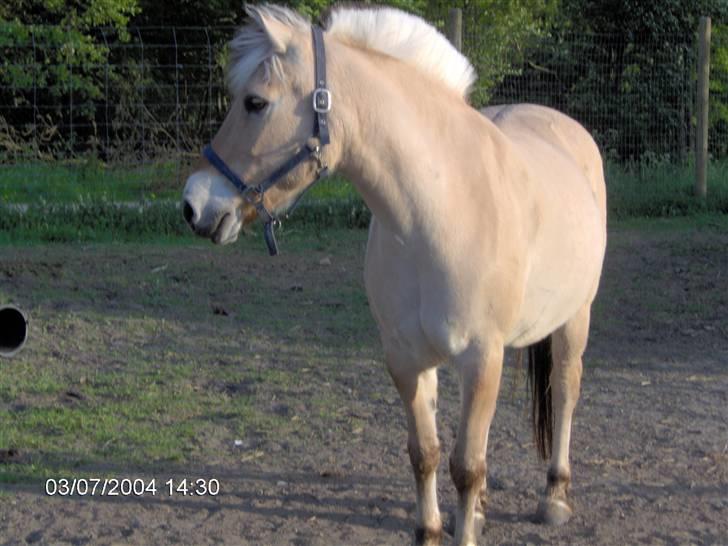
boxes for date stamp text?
[44,478,220,497]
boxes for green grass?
[0,160,358,204]
[0,194,369,245]
[0,216,725,484]
[0,198,194,243]
[606,158,728,218]
[1,159,727,243]
[0,233,378,482]
[610,211,728,232]
[0,160,180,203]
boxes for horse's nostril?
[183,200,196,227]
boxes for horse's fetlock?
[414,525,443,546]
[547,467,571,487]
[546,467,571,497]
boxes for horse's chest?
[366,278,471,363]
[365,228,495,361]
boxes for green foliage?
[132,0,426,26]
[423,0,558,106]
[0,0,140,159]
[130,0,545,112]
[555,0,724,35]
[1,0,728,170]
[488,0,728,161]
[710,24,728,156]
[132,0,240,27]
[0,0,139,28]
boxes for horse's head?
[182,6,332,245]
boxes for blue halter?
[203,25,331,256]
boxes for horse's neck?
[331,44,486,241]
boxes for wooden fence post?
[447,8,462,52]
[695,16,711,199]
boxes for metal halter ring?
[313,88,332,113]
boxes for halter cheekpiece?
[203,25,331,256]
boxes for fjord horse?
[182,6,606,545]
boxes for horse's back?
[482,103,606,223]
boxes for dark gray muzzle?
[0,305,28,358]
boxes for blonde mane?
[327,7,476,97]
[227,5,476,98]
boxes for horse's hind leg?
[387,360,442,546]
[537,303,591,525]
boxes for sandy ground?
[0,223,726,545]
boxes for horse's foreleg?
[450,341,504,546]
[477,428,491,514]
[388,362,442,546]
[537,304,590,525]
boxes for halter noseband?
[202,25,331,256]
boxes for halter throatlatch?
[202,25,331,256]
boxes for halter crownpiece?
[203,24,331,256]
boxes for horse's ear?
[247,6,293,54]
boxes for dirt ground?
[0,222,727,545]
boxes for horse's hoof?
[536,498,573,525]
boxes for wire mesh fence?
[486,33,697,163]
[0,26,233,161]
[0,19,719,204]
[0,25,235,202]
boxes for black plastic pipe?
[0,305,28,358]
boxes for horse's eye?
[244,95,268,114]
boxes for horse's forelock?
[226,4,309,96]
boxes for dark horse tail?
[528,335,553,460]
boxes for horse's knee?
[449,453,485,494]
[409,441,440,477]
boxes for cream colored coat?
[182,6,606,546]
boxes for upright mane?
[226,4,476,98]
[327,7,476,98]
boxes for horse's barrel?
[0,305,28,358]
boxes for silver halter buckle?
[313,88,332,113]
